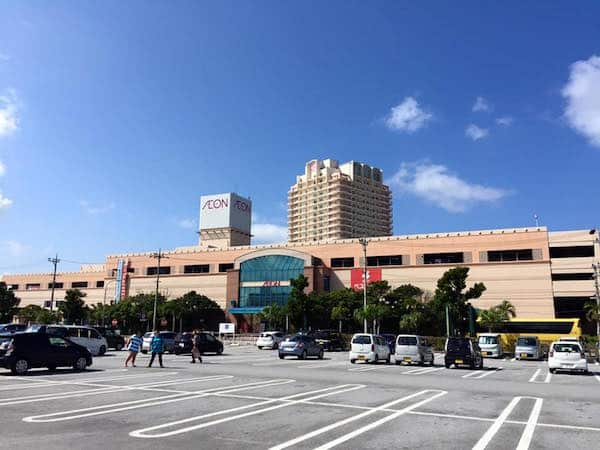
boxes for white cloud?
[465,124,489,141]
[0,192,12,209]
[472,96,491,112]
[252,223,287,244]
[1,240,28,257]
[176,218,197,230]
[562,55,600,148]
[80,200,115,215]
[0,53,10,62]
[0,161,5,176]
[389,162,509,213]
[0,89,18,137]
[495,116,513,126]
[384,97,433,133]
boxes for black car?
[311,330,347,351]
[444,337,483,369]
[0,332,93,375]
[0,323,27,334]
[97,328,126,351]
[174,332,223,355]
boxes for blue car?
[381,333,396,354]
[278,334,324,360]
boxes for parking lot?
[1,345,600,450]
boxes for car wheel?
[11,359,29,375]
[98,345,106,356]
[350,359,356,364]
[445,363,451,369]
[217,347,223,355]
[47,365,57,372]
[372,354,378,364]
[395,360,401,365]
[279,354,284,359]
[430,357,435,366]
[258,346,262,350]
[385,355,391,365]
[300,350,307,360]
[273,343,278,350]
[469,361,475,370]
[549,368,556,374]
[73,357,88,371]
[318,349,324,360]
[115,343,123,351]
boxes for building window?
[26,283,41,291]
[8,284,19,290]
[487,249,533,262]
[323,276,331,292]
[184,264,210,274]
[423,252,464,265]
[219,263,234,273]
[551,273,594,281]
[331,257,355,268]
[127,267,135,273]
[96,280,105,288]
[71,281,88,288]
[550,246,595,258]
[553,297,591,319]
[146,267,171,276]
[48,282,64,289]
[367,255,403,266]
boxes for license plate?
[482,351,489,356]
[520,353,528,358]
[179,343,184,347]
[455,359,463,364]
[358,355,365,360]
[403,357,412,362]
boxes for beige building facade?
[3,227,598,333]
[288,159,392,243]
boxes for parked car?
[444,337,483,369]
[349,334,391,364]
[256,331,285,349]
[26,325,108,356]
[514,336,541,360]
[312,330,347,351]
[174,332,193,354]
[548,341,588,374]
[141,331,178,354]
[0,332,92,375]
[175,331,224,355]
[0,323,27,334]
[478,333,503,358]
[97,328,126,351]
[380,333,397,354]
[278,334,324,360]
[395,335,434,366]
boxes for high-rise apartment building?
[288,159,392,242]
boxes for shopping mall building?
[2,219,598,333]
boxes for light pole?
[358,238,369,333]
[592,229,600,341]
[102,279,116,327]
[48,254,60,311]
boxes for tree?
[478,301,517,332]
[354,303,389,334]
[584,300,600,338]
[258,304,286,330]
[496,300,516,319]
[59,289,88,324]
[285,275,310,330]
[35,308,61,324]
[0,282,20,323]
[331,304,350,333]
[432,267,486,336]
[19,304,42,324]
[179,291,224,330]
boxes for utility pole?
[358,238,369,333]
[150,249,168,330]
[48,254,60,311]
[593,262,600,340]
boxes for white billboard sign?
[199,193,251,233]
[219,323,235,334]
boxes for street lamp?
[358,237,369,333]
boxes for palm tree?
[584,301,600,338]
[354,304,388,334]
[497,300,516,319]
[331,305,350,333]
[478,308,505,332]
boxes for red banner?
[350,268,382,291]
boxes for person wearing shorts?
[125,331,143,367]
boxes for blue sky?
[1,1,600,274]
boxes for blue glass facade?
[238,255,304,309]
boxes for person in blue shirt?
[125,331,143,368]
[148,329,164,368]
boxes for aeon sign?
[199,193,252,233]
[202,198,229,210]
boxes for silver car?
[395,335,434,366]
[278,334,324,360]
[514,336,540,360]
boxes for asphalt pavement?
[1,345,599,449]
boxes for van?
[444,337,483,369]
[395,335,434,366]
[478,333,503,358]
[349,334,390,364]
[514,335,540,360]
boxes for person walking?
[191,330,203,364]
[148,329,164,368]
[125,331,143,367]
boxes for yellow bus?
[481,318,582,349]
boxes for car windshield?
[479,336,498,345]
[397,336,417,345]
[553,343,581,352]
[285,335,301,342]
[352,335,372,345]
[447,339,470,352]
[517,337,537,346]
[25,325,43,333]
[260,333,274,338]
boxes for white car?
[41,325,108,356]
[548,341,588,374]
[478,333,503,358]
[349,333,391,364]
[256,331,284,349]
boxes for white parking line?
[269,390,446,450]
[595,375,600,384]
[472,396,543,450]
[312,390,447,450]
[404,367,445,375]
[528,369,551,383]
[130,384,365,438]
[297,361,348,369]
[24,379,294,423]
[462,368,502,379]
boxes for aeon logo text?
[202,198,229,210]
